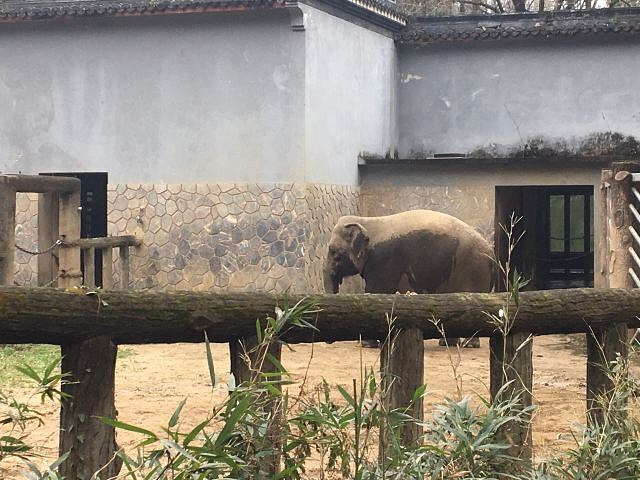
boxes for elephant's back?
[371,210,482,240]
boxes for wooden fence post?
[0,183,16,286]
[489,331,533,462]
[229,336,283,476]
[37,192,60,287]
[379,328,424,462]
[586,163,637,423]
[102,247,114,290]
[119,245,130,290]
[84,247,96,288]
[58,190,122,479]
[59,337,122,479]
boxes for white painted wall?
[302,5,397,185]
[0,10,305,184]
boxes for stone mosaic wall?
[106,182,361,293]
[11,183,360,292]
[107,183,306,292]
[13,193,39,287]
[359,185,495,245]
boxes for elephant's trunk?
[323,271,339,294]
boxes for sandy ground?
[1,334,631,478]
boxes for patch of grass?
[117,347,137,360]
[0,345,60,386]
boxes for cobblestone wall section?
[12,183,363,292]
[360,185,494,244]
[13,193,39,286]
[304,184,363,293]
[107,183,308,292]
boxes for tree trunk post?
[229,336,283,476]
[57,191,81,289]
[84,247,96,288]
[59,336,122,479]
[586,163,637,424]
[0,184,16,286]
[57,190,121,478]
[37,192,60,287]
[379,327,424,462]
[102,248,113,290]
[489,331,533,463]
[118,245,130,290]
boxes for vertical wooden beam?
[57,191,81,289]
[229,336,283,475]
[84,247,96,288]
[102,248,114,290]
[59,336,122,479]
[594,170,612,290]
[608,163,636,289]
[0,184,16,286]
[586,324,628,418]
[586,163,637,424]
[37,192,60,287]
[58,189,121,478]
[379,328,424,462]
[489,331,533,462]
[119,245,130,290]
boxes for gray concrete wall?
[301,5,397,185]
[398,38,640,158]
[0,10,305,184]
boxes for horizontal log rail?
[0,174,80,193]
[0,286,638,345]
[74,235,142,249]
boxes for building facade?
[2,3,639,291]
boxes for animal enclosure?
[0,165,639,476]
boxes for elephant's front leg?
[361,270,403,348]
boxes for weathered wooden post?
[489,329,532,461]
[0,179,16,286]
[37,192,60,287]
[118,245,130,289]
[587,163,637,424]
[83,247,96,288]
[102,247,114,289]
[53,184,121,479]
[230,336,283,475]
[379,327,424,461]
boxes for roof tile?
[398,8,640,44]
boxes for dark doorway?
[495,185,594,291]
[40,172,108,287]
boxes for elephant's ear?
[344,223,369,261]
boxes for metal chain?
[14,239,62,256]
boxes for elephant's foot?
[360,339,380,348]
[438,337,460,347]
[464,337,480,348]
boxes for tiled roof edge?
[0,0,406,26]
[0,0,283,21]
[397,8,640,44]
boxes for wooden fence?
[0,174,141,478]
[0,286,639,475]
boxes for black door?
[537,186,594,289]
[40,172,108,286]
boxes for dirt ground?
[1,334,631,478]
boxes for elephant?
[323,209,494,347]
